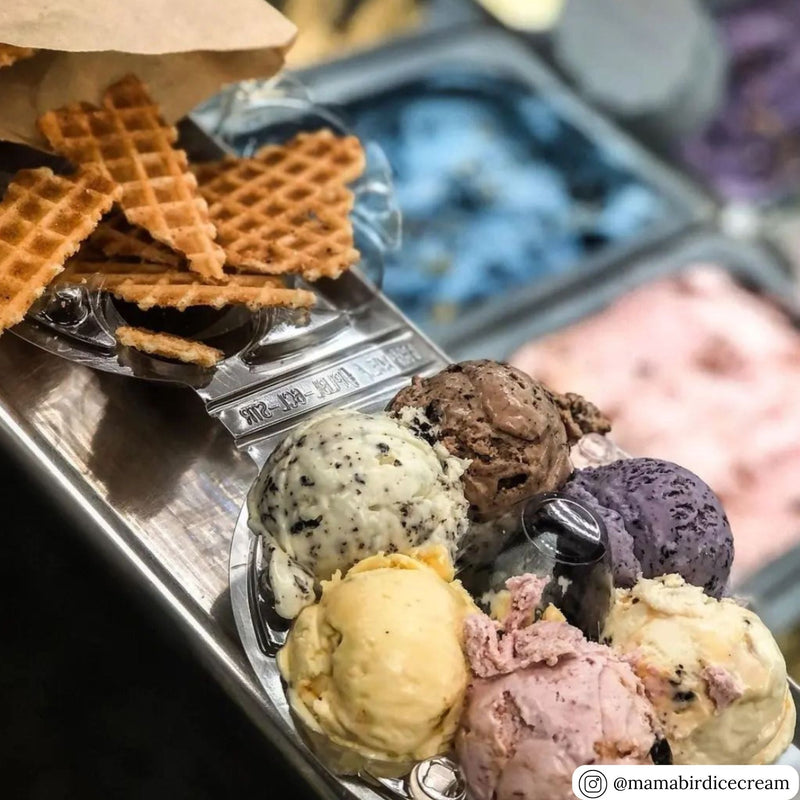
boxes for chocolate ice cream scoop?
[388,360,609,521]
[563,458,734,598]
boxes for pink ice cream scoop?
[456,575,667,800]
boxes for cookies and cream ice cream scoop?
[248,408,469,619]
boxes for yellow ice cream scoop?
[603,574,795,765]
[278,546,478,773]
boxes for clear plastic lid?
[490,492,614,640]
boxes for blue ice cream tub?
[293,27,712,350]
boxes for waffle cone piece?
[0,166,120,333]
[116,326,223,367]
[255,129,366,184]
[58,259,315,312]
[0,44,36,69]
[194,129,366,280]
[37,75,226,281]
[88,211,181,266]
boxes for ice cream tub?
[677,0,800,206]
[483,230,796,359]
[290,26,712,349]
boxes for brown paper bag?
[0,0,296,150]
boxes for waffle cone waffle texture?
[115,325,223,367]
[0,166,120,333]
[58,258,316,312]
[194,129,365,280]
[38,74,226,281]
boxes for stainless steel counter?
[0,310,444,799]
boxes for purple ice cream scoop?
[562,458,733,598]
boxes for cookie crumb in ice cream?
[551,390,611,441]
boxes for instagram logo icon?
[576,769,608,798]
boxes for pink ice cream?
[702,665,744,712]
[456,575,665,800]
[511,266,800,578]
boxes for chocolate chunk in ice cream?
[552,391,612,442]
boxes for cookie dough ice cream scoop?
[277,547,478,773]
[603,574,796,765]
[563,458,733,598]
[249,408,469,619]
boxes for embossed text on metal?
[221,340,430,438]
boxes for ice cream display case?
[294,27,713,349]
[3,9,800,800]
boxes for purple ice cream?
[680,0,800,201]
[563,458,733,598]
